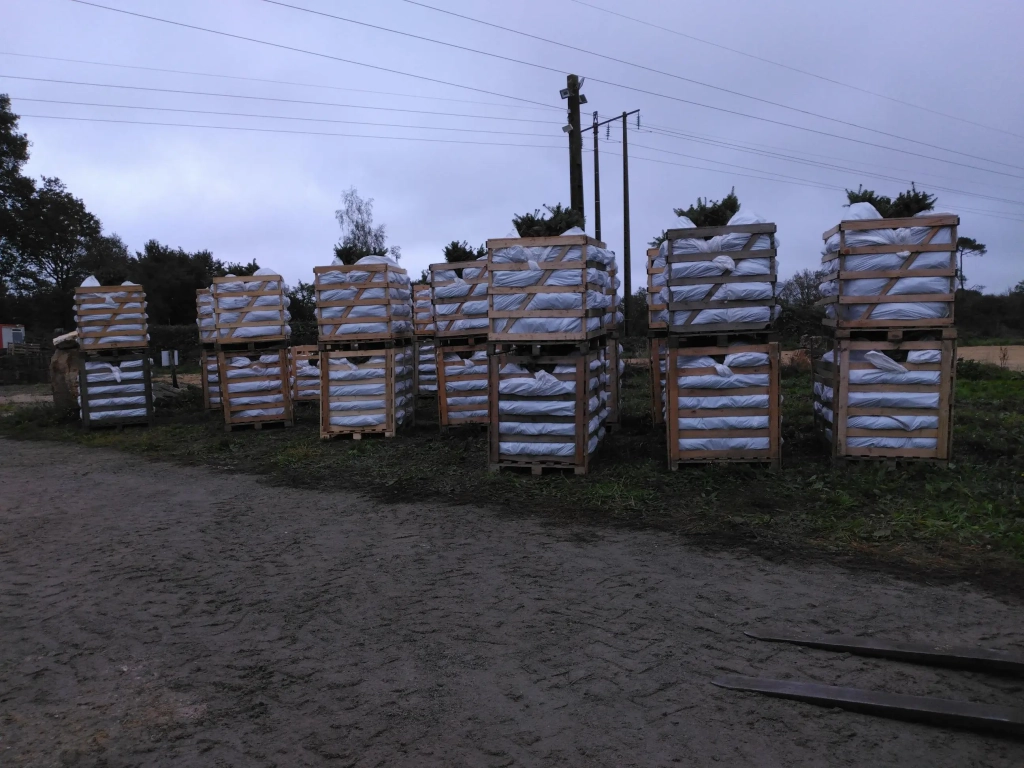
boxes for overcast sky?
[4,0,1023,295]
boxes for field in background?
[1,363,1021,592]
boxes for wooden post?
[592,110,601,241]
[622,111,631,338]
[567,74,584,219]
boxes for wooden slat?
[666,223,776,239]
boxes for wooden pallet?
[314,263,413,344]
[75,283,149,351]
[488,334,610,358]
[217,347,294,431]
[413,284,436,336]
[196,288,217,345]
[289,345,321,403]
[647,247,668,332]
[486,234,612,343]
[488,346,607,476]
[429,259,489,338]
[414,338,437,397]
[436,340,489,430]
[818,215,958,329]
[211,274,289,344]
[662,223,778,336]
[664,340,781,469]
[320,346,415,439]
[605,339,621,428]
[79,350,154,429]
[650,336,667,427]
[812,335,955,463]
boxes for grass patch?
[2,367,1022,590]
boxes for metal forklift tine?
[712,676,1024,738]
[744,631,1024,676]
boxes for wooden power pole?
[621,110,631,337]
[592,111,601,241]
[566,74,584,220]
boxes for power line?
[567,0,1024,142]
[0,50,562,112]
[67,0,559,110]
[10,96,561,138]
[638,125,1024,208]
[18,113,567,149]
[0,75,563,125]
[256,0,1024,179]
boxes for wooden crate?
[217,347,294,431]
[196,288,216,345]
[320,342,415,439]
[314,263,413,344]
[488,346,607,475]
[79,350,154,429]
[75,284,149,351]
[413,284,435,336]
[662,223,777,335]
[812,335,955,463]
[650,337,667,426]
[647,247,667,332]
[211,274,289,345]
[436,340,489,430]
[486,234,610,343]
[665,340,781,469]
[429,260,489,338]
[605,340,621,428]
[290,345,321,403]
[818,215,958,329]
[200,348,221,411]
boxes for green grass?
[3,365,1022,589]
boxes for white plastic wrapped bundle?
[196,288,216,344]
[315,255,413,340]
[79,358,151,422]
[417,340,437,394]
[813,345,948,452]
[819,204,956,324]
[221,353,290,420]
[651,212,779,330]
[322,347,415,433]
[290,348,320,402]
[413,284,435,335]
[669,346,777,454]
[488,227,616,339]
[203,352,221,408]
[439,347,489,425]
[431,258,489,335]
[75,277,149,349]
[212,269,291,341]
[494,351,609,465]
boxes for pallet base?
[489,460,588,476]
[225,419,292,432]
[321,429,398,440]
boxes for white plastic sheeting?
[292,357,320,400]
[79,359,149,421]
[489,227,619,336]
[325,349,414,428]
[75,277,149,348]
[432,260,489,334]
[413,284,435,334]
[223,354,288,419]
[440,348,489,421]
[671,348,773,452]
[205,356,221,406]
[417,340,437,394]
[196,289,216,343]
[814,346,942,449]
[820,204,955,322]
[213,269,291,340]
[317,256,413,337]
[496,355,610,459]
[651,212,778,329]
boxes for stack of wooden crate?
[412,283,437,398]
[429,258,489,431]
[812,214,959,464]
[211,273,294,431]
[485,233,618,475]
[74,280,154,429]
[289,345,321,403]
[648,222,782,470]
[313,260,415,439]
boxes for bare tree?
[333,187,400,264]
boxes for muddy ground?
[1,439,1022,768]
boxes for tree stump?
[50,346,81,415]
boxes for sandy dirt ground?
[1,439,1022,768]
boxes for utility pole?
[592,111,601,241]
[565,74,584,220]
[621,111,632,337]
